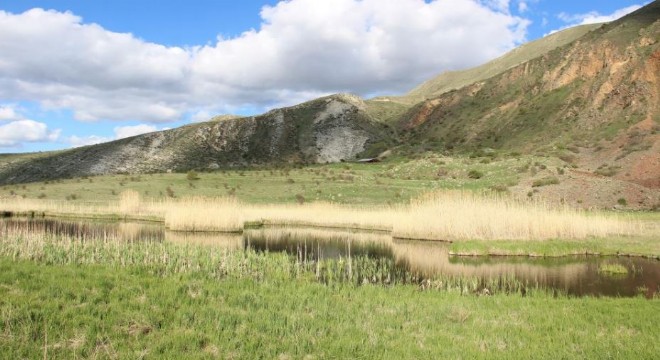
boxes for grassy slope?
[361,24,601,127]
[1,259,658,359]
[0,155,536,205]
[397,4,659,153]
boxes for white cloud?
[480,0,510,13]
[0,119,60,147]
[0,105,19,121]
[66,124,158,147]
[518,1,528,13]
[0,1,530,125]
[190,110,215,123]
[67,135,113,147]
[114,124,158,139]
[552,4,643,34]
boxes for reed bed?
[0,192,164,220]
[243,203,395,231]
[392,192,640,241]
[1,190,642,241]
[163,196,244,232]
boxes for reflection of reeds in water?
[245,227,392,248]
[0,218,163,242]
[391,240,589,289]
[165,231,243,250]
[245,227,592,291]
[244,227,394,261]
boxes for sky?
[0,0,650,153]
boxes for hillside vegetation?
[397,3,659,190]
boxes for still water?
[2,218,658,298]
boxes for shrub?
[489,185,509,193]
[617,198,627,206]
[467,170,483,179]
[295,194,305,205]
[166,186,176,198]
[595,166,620,177]
[558,153,576,164]
[187,171,200,181]
[532,177,560,187]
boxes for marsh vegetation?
[1,170,658,358]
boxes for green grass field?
[0,154,550,205]
[1,228,658,358]
[1,259,658,359]
[1,153,658,357]
[450,236,660,258]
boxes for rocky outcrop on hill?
[0,94,391,184]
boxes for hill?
[0,94,392,184]
[396,2,659,189]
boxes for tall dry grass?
[164,197,243,232]
[243,203,395,231]
[392,192,640,241]
[0,190,163,219]
[0,190,643,241]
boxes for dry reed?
[392,192,639,241]
[0,190,643,241]
[164,196,244,232]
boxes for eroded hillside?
[397,3,659,191]
[0,94,392,184]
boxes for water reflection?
[166,231,243,250]
[2,218,658,298]
[0,217,164,241]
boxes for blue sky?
[0,0,649,153]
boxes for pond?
[2,218,658,298]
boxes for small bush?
[617,198,627,206]
[295,194,305,205]
[489,185,509,193]
[595,166,620,177]
[558,153,576,164]
[37,193,47,199]
[532,177,560,187]
[166,186,176,198]
[467,170,483,179]
[186,171,200,181]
